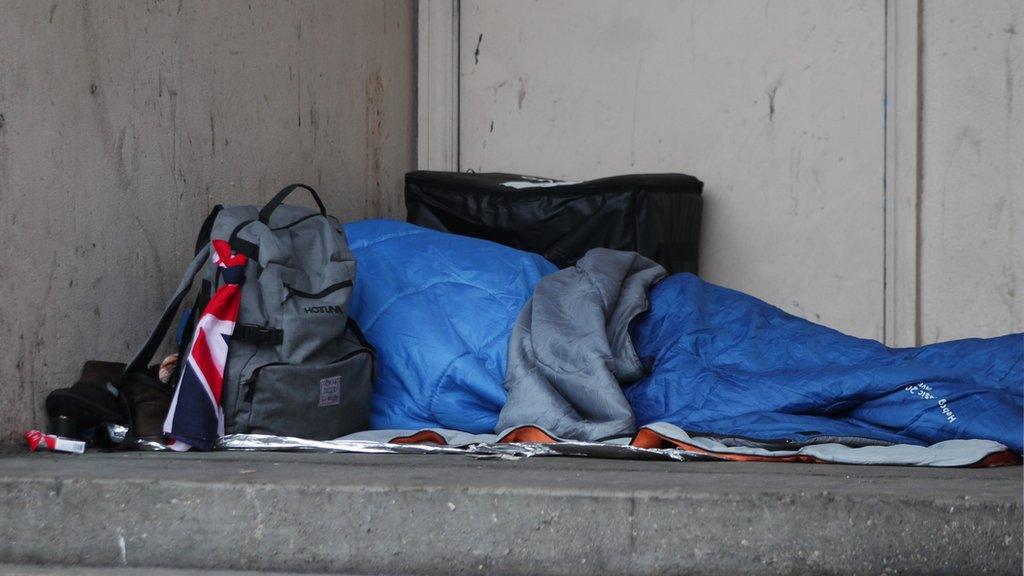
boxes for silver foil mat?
[220,434,471,455]
[104,423,173,451]
[217,433,720,461]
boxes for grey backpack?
[125,184,373,446]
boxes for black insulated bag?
[404,172,704,274]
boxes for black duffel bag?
[405,171,703,273]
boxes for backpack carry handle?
[258,184,327,225]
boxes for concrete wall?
[459,0,887,340]
[0,0,416,445]
[919,0,1023,343]
[451,0,1022,343]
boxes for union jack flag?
[163,239,247,451]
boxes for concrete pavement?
[0,451,1020,575]
[0,566,350,576]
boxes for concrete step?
[0,565,355,576]
[0,451,1020,575]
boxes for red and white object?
[162,239,248,451]
[24,429,85,454]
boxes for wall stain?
[938,127,982,237]
[1005,22,1017,122]
[295,17,303,128]
[1000,264,1017,313]
[309,101,319,147]
[0,110,6,191]
[365,69,384,217]
[516,76,527,110]
[630,56,644,167]
[0,86,10,438]
[765,76,784,122]
[991,195,1007,227]
[48,2,58,24]
[168,89,179,199]
[788,147,802,215]
[489,79,507,94]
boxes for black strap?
[230,237,259,260]
[233,324,283,345]
[258,184,326,225]
[226,219,260,260]
[346,317,372,350]
[124,246,210,375]
[194,205,223,255]
[122,370,172,397]
[166,279,211,386]
[127,203,222,377]
[346,318,375,384]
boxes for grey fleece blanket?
[496,249,667,441]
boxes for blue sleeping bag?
[344,220,1023,452]
[627,274,1023,452]
[345,219,556,432]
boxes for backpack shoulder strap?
[124,243,210,375]
[194,205,223,255]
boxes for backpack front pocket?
[280,274,352,362]
[246,348,372,440]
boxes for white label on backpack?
[318,376,342,407]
